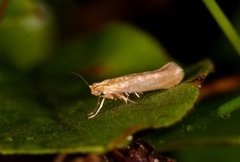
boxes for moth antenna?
[70,71,90,87]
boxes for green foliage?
[0,3,211,154]
[203,0,240,55]
[1,1,239,160]
[165,94,240,162]
[0,2,214,155]
[184,59,214,82]
[218,96,240,117]
[144,87,240,155]
[0,60,210,154]
[0,0,54,70]
[43,23,171,78]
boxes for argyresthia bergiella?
[85,62,184,119]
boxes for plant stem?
[203,0,240,56]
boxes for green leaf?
[185,59,214,82]
[218,95,240,117]
[0,0,54,70]
[144,90,240,152]
[0,60,212,154]
[202,0,240,56]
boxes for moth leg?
[124,92,129,97]
[134,92,140,98]
[88,97,106,119]
[125,97,135,103]
[116,93,135,103]
[88,97,102,116]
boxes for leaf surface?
[0,60,212,154]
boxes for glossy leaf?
[145,89,240,153]
[0,60,211,154]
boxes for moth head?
[90,83,106,96]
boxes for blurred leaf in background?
[43,23,171,77]
[0,0,55,70]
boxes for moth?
[73,62,184,119]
